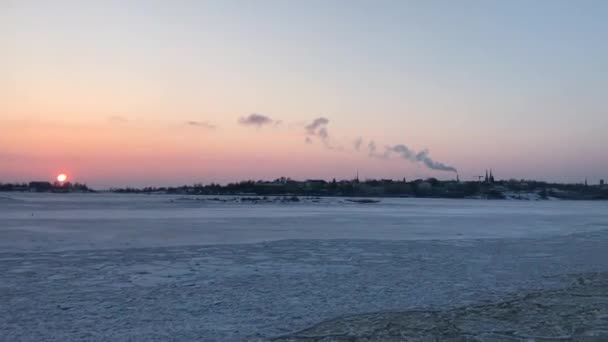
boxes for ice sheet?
[1,193,607,252]
[2,193,608,340]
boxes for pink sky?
[2,2,607,187]
[1,117,605,188]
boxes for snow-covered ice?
[2,193,608,252]
[1,193,608,340]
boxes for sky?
[2,0,607,188]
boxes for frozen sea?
[2,193,608,341]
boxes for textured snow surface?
[1,193,608,341]
[275,272,608,341]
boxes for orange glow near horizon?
[0,117,605,187]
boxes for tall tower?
[485,170,489,183]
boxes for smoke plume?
[385,144,457,172]
[299,116,457,173]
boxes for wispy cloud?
[304,117,331,146]
[238,113,275,127]
[186,121,216,130]
[354,137,363,151]
[305,117,329,136]
[367,140,379,157]
[108,116,129,123]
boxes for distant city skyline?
[2,1,607,187]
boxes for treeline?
[109,177,608,200]
[0,183,29,191]
[2,178,606,199]
[0,182,92,193]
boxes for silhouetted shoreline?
[2,177,607,200]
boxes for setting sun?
[57,173,68,183]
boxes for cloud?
[318,127,329,139]
[305,117,330,136]
[354,137,363,151]
[305,117,333,146]
[108,116,129,123]
[238,113,275,127]
[186,121,216,130]
[367,140,378,157]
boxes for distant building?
[11,184,29,192]
[484,169,495,184]
[304,180,326,191]
[601,179,605,186]
[29,181,52,192]
[416,181,432,193]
